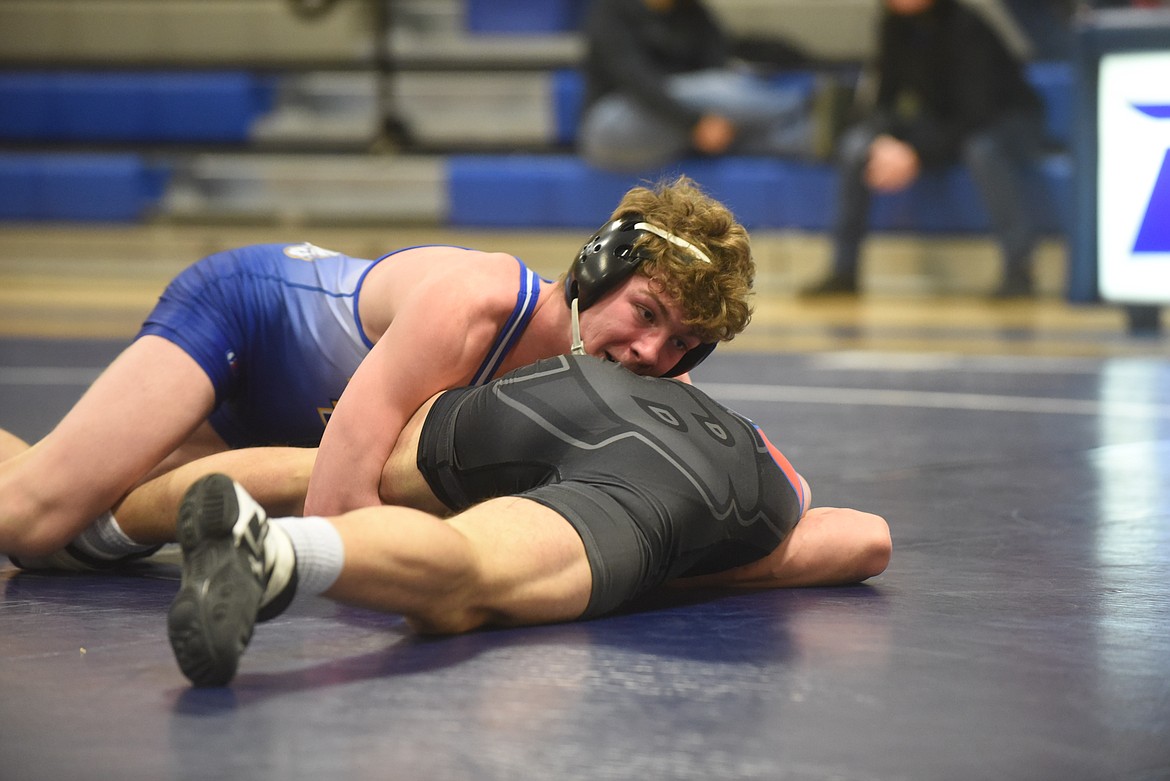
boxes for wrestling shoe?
[8,543,161,572]
[167,474,296,687]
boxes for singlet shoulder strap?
[469,261,542,385]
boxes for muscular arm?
[304,332,443,514]
[670,507,891,590]
[304,263,515,516]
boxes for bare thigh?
[0,429,29,461]
[329,496,594,633]
[143,419,231,485]
[0,336,216,551]
[447,496,594,628]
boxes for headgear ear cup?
[565,217,717,377]
[664,341,716,377]
[565,219,647,310]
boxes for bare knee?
[0,477,94,557]
[397,556,532,636]
[402,580,492,636]
[0,511,84,558]
[0,448,120,557]
[354,528,493,636]
[405,607,486,636]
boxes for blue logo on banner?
[1133,104,1170,253]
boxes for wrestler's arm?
[113,390,448,545]
[304,273,507,516]
[669,506,892,590]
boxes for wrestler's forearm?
[305,417,390,515]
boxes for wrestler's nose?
[630,332,672,376]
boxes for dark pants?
[830,111,1044,284]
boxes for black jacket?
[582,0,809,128]
[871,0,1042,165]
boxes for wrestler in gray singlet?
[417,354,806,619]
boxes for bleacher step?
[160,154,445,224]
[251,71,558,149]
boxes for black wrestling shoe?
[167,474,271,687]
[9,543,161,572]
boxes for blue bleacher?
[0,71,275,143]
[0,57,1074,229]
[0,153,170,222]
[449,62,1075,233]
[465,0,588,34]
[446,153,1071,235]
[0,71,275,222]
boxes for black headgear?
[564,217,717,377]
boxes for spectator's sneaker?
[799,273,859,298]
[167,474,281,687]
[991,273,1034,299]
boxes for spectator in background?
[802,0,1046,299]
[1087,0,1170,7]
[578,0,828,172]
[1000,0,1075,60]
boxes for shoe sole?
[167,474,262,687]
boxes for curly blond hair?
[609,175,754,342]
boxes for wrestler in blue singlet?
[138,242,542,448]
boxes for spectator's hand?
[692,114,736,155]
[865,134,920,192]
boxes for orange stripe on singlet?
[754,425,807,515]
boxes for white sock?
[70,512,156,560]
[273,516,344,604]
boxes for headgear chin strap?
[570,297,586,356]
[565,217,717,377]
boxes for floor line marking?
[701,383,1170,418]
[6,368,1169,419]
[0,367,102,385]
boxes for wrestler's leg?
[121,389,444,547]
[671,506,891,590]
[168,477,592,686]
[0,429,30,462]
[114,447,317,545]
[326,496,592,634]
[0,336,217,556]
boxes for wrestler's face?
[578,274,702,377]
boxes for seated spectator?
[578,0,833,172]
[802,0,1046,299]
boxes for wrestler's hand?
[692,114,736,155]
[864,134,920,193]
